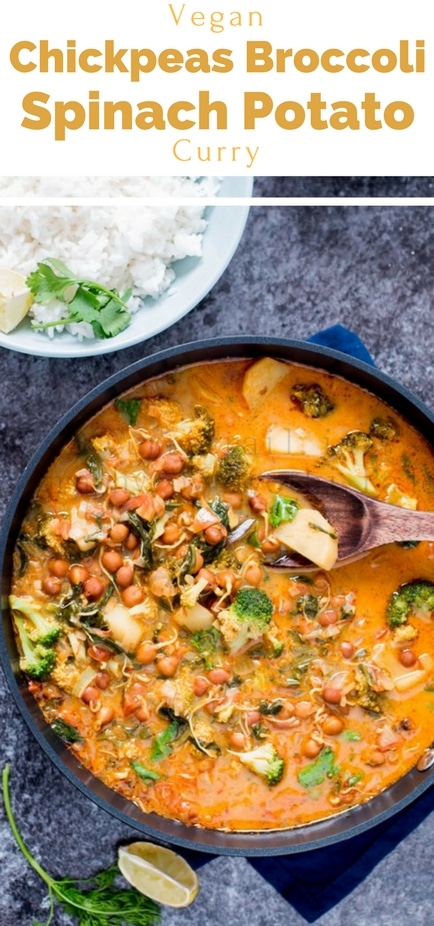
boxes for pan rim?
[2,334,434,856]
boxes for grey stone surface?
[253,176,434,196]
[1,193,434,926]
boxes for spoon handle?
[364,502,434,550]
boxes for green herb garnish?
[26,258,132,340]
[130,761,161,783]
[150,721,180,762]
[1,764,160,926]
[297,746,340,789]
[50,719,84,744]
[115,399,142,427]
[269,494,299,528]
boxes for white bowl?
[0,177,253,358]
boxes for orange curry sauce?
[11,359,434,831]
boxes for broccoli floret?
[35,516,68,555]
[216,587,274,654]
[216,445,251,491]
[354,665,382,713]
[191,452,217,479]
[145,397,183,430]
[236,742,285,786]
[392,624,418,645]
[369,416,399,441]
[386,580,434,628]
[13,615,56,681]
[10,596,62,646]
[179,576,209,609]
[291,383,335,418]
[327,430,377,496]
[170,405,215,456]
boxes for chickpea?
[399,649,417,667]
[190,549,204,575]
[68,564,89,586]
[228,731,249,751]
[261,536,280,554]
[216,568,240,590]
[125,533,139,551]
[322,686,343,705]
[41,575,62,596]
[193,676,210,697]
[204,523,228,546]
[81,685,100,704]
[318,610,338,626]
[84,576,106,600]
[303,739,322,759]
[115,563,134,588]
[207,668,230,685]
[136,642,157,665]
[109,523,129,544]
[121,585,145,608]
[244,563,263,587]
[139,438,163,460]
[48,558,69,578]
[159,452,185,475]
[341,641,355,659]
[249,494,266,514]
[156,655,180,677]
[155,479,174,500]
[205,698,224,715]
[123,682,148,715]
[135,704,150,722]
[197,568,218,590]
[162,523,182,545]
[102,550,124,573]
[367,749,386,766]
[87,644,112,663]
[109,488,130,507]
[76,473,95,494]
[322,716,344,736]
[294,700,314,719]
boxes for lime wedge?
[118,841,199,908]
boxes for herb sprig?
[26,258,132,340]
[2,764,160,926]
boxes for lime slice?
[118,841,199,908]
[0,268,32,333]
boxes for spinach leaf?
[297,746,339,789]
[269,494,299,528]
[115,398,142,427]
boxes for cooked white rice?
[0,176,220,340]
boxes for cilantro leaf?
[26,260,77,304]
[150,721,180,762]
[130,761,161,782]
[26,258,132,340]
[115,398,143,426]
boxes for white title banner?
[0,0,432,175]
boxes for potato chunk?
[272,507,338,571]
[242,358,290,408]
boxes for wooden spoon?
[259,470,434,569]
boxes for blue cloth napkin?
[185,326,434,921]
